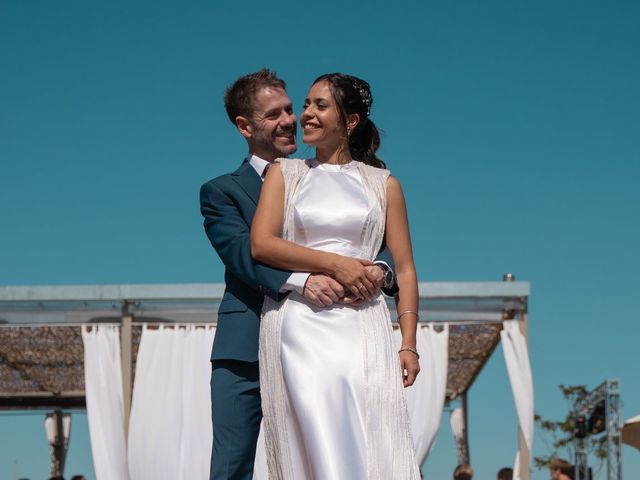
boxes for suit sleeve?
[200,181,291,300]
[374,245,400,297]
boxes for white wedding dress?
[259,158,420,480]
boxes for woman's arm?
[385,176,420,387]
[251,163,376,298]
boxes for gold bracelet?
[398,346,420,359]
[397,310,419,321]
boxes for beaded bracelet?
[398,346,420,359]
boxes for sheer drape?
[127,325,215,480]
[501,320,534,479]
[394,323,449,465]
[82,325,130,480]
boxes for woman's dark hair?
[313,73,386,169]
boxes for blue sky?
[1,1,639,478]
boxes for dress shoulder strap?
[355,162,391,260]
[276,158,311,241]
[357,162,391,182]
[277,157,308,177]
[356,162,391,210]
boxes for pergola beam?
[0,282,529,303]
[518,311,530,480]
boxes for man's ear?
[236,116,253,139]
[346,113,360,135]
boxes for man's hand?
[302,273,346,307]
[340,265,384,305]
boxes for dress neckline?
[310,158,359,172]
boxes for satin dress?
[259,159,420,480]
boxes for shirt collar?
[247,153,271,180]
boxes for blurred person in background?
[498,466,513,480]
[549,458,574,480]
[454,464,474,480]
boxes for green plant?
[534,384,607,476]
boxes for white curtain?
[82,325,129,480]
[394,323,449,465]
[501,320,534,479]
[127,325,215,480]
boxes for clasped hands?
[302,257,383,308]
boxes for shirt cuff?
[279,272,310,295]
[373,260,390,271]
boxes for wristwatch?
[375,262,395,290]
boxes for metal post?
[606,379,622,480]
[517,311,530,480]
[461,392,470,465]
[575,436,589,480]
[55,409,64,476]
[121,301,133,437]
[47,409,68,477]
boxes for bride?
[251,73,421,479]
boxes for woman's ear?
[346,113,360,136]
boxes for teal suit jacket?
[200,159,397,363]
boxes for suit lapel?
[232,159,262,206]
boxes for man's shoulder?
[201,171,234,189]
[199,171,247,208]
[200,160,247,191]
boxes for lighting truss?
[573,379,622,480]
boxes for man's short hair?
[224,68,286,124]
[498,467,513,480]
[550,458,574,478]
[454,464,474,480]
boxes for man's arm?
[200,180,290,299]
[201,180,345,305]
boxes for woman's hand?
[399,350,420,387]
[328,255,376,299]
[339,265,385,305]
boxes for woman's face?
[300,81,344,148]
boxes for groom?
[200,69,397,480]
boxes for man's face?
[244,87,297,160]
